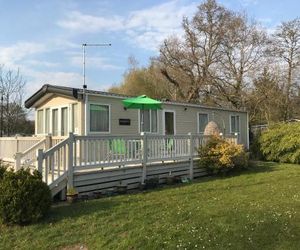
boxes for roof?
[24,84,247,113]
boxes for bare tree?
[216,14,267,109]
[0,66,26,136]
[247,68,285,124]
[158,0,232,104]
[268,18,300,120]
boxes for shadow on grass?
[137,161,281,195]
[42,198,121,224]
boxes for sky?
[0,0,300,100]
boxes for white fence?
[37,133,238,187]
[0,136,42,162]
[0,135,66,170]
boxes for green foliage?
[249,131,264,160]
[0,161,8,180]
[198,136,249,174]
[0,168,51,225]
[260,122,300,163]
[108,61,173,100]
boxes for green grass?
[0,162,299,250]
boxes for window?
[140,110,158,133]
[61,107,68,136]
[72,103,78,133]
[45,108,50,134]
[198,113,208,133]
[52,109,59,136]
[90,104,109,132]
[37,110,44,134]
[230,115,240,133]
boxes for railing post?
[67,132,74,189]
[37,149,44,174]
[234,132,239,145]
[188,132,194,180]
[45,134,52,150]
[141,132,147,184]
[14,152,22,171]
[15,135,19,153]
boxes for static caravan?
[25,84,249,148]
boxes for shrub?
[198,136,249,174]
[0,161,7,180]
[259,122,300,163]
[0,168,52,225]
[249,131,264,160]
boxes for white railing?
[73,135,143,169]
[14,138,47,170]
[147,135,190,161]
[38,137,69,185]
[37,133,238,187]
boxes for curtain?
[61,107,68,136]
[90,104,109,132]
[198,114,208,133]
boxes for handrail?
[75,135,143,140]
[20,138,46,157]
[43,137,69,157]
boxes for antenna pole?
[82,43,111,91]
[82,44,86,90]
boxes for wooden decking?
[1,133,237,197]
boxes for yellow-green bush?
[198,136,249,174]
[259,122,300,163]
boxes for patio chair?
[167,138,174,151]
[107,139,126,164]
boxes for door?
[164,111,175,135]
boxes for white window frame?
[138,109,159,134]
[230,114,240,134]
[36,109,45,136]
[51,108,60,137]
[35,102,80,136]
[162,109,176,135]
[70,103,79,134]
[60,106,69,136]
[197,112,209,134]
[45,108,50,134]
[87,102,111,134]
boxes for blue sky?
[0,0,299,99]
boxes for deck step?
[49,172,68,198]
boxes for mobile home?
[25,84,249,148]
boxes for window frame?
[197,112,209,134]
[230,114,240,134]
[138,109,159,134]
[162,109,176,135]
[36,109,44,135]
[71,103,79,134]
[61,107,69,136]
[45,108,50,134]
[88,102,111,134]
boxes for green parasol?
[122,95,162,110]
[122,95,162,131]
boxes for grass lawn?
[0,162,299,250]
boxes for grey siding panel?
[86,95,248,147]
[88,95,139,135]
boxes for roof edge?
[24,84,80,108]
